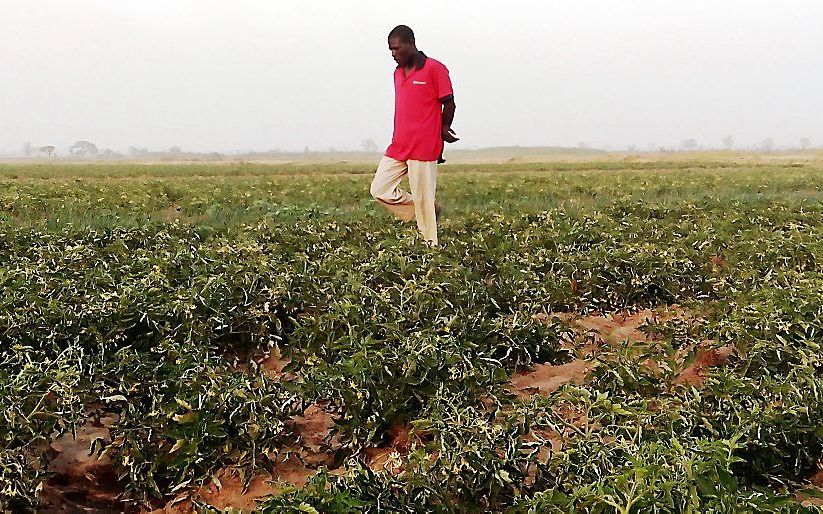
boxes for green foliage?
[102,339,302,501]
[2,161,823,511]
[0,344,84,510]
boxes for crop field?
[3,157,823,512]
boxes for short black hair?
[388,25,415,44]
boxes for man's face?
[388,37,415,67]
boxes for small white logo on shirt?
[413,80,427,85]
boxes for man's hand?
[442,125,460,143]
[440,96,457,143]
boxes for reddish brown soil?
[229,346,295,381]
[796,468,823,507]
[156,204,206,224]
[147,401,341,513]
[810,469,823,487]
[363,423,424,474]
[258,348,295,381]
[290,403,338,455]
[147,495,194,514]
[511,306,740,492]
[364,447,404,474]
[149,350,334,512]
[516,307,692,399]
[39,412,126,513]
[508,360,593,399]
[534,307,691,356]
[574,307,689,346]
[197,459,311,511]
[674,343,735,387]
[523,427,563,486]
[710,255,727,271]
[526,307,737,392]
[145,457,315,514]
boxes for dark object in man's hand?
[442,126,459,143]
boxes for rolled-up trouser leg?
[407,159,438,245]
[370,156,415,222]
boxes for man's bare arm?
[440,95,458,143]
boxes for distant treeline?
[12,145,607,163]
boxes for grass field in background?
[2,158,821,231]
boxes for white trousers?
[370,156,438,245]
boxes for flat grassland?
[2,156,823,512]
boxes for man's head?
[388,25,416,67]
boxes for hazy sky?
[2,0,822,154]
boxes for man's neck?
[404,50,420,72]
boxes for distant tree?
[760,138,774,152]
[627,145,636,152]
[304,146,310,153]
[722,135,734,150]
[129,146,148,157]
[38,145,56,157]
[361,139,378,153]
[680,138,698,151]
[168,146,182,154]
[69,140,99,156]
[647,142,658,151]
[577,141,589,149]
[800,137,811,150]
[22,142,33,156]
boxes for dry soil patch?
[40,412,125,513]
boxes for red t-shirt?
[385,52,454,162]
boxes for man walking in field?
[370,25,458,245]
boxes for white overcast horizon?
[2,0,822,155]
